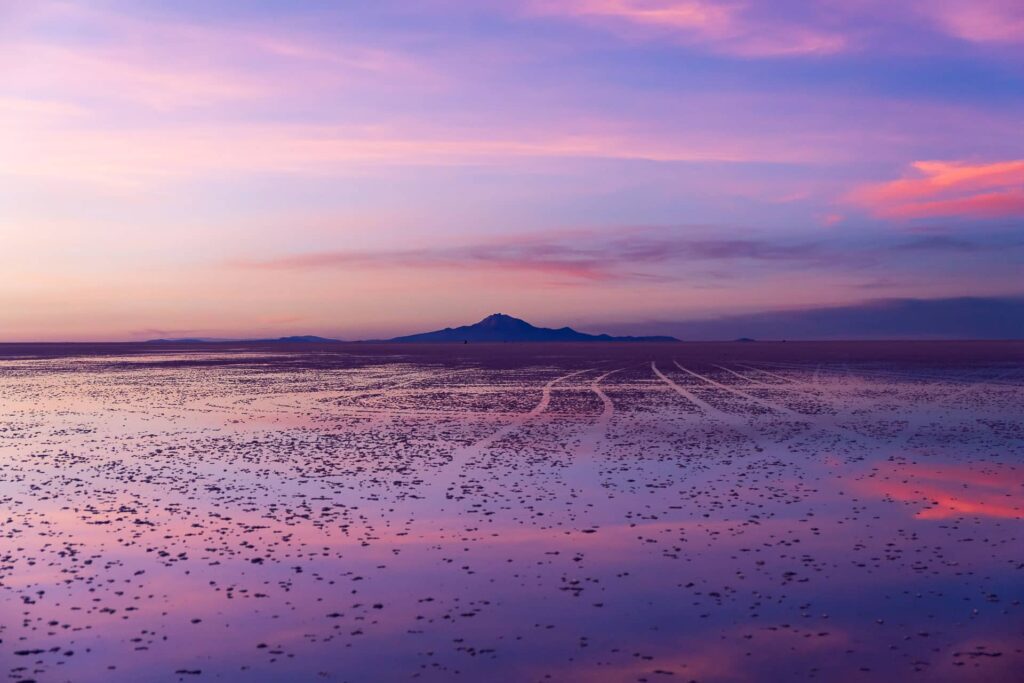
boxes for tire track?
[712,364,774,387]
[674,361,797,417]
[651,361,727,418]
[565,367,626,505]
[651,361,766,449]
[751,359,1021,388]
[590,367,623,427]
[886,369,1019,454]
[435,368,595,502]
[475,367,595,450]
[675,361,878,447]
[734,363,807,386]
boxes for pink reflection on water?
[857,462,1024,520]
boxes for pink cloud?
[238,247,616,283]
[0,96,88,119]
[526,0,847,56]
[520,0,1024,57]
[4,1,436,111]
[922,0,1024,44]
[6,44,271,110]
[231,230,826,286]
[885,190,1024,220]
[849,159,1024,219]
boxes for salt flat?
[1,342,1022,682]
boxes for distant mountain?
[145,335,341,343]
[386,313,679,343]
[272,335,341,343]
[144,337,234,343]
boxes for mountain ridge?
[144,315,680,344]
[385,313,679,343]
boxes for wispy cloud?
[230,226,1024,288]
[526,0,847,56]
[233,229,826,284]
[921,0,1024,45]
[2,120,829,189]
[521,0,1024,57]
[4,1,435,111]
[849,159,1024,219]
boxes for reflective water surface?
[1,342,1022,682]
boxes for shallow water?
[1,343,1022,682]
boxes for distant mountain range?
[273,335,342,343]
[385,313,679,343]
[145,314,678,344]
[146,335,341,343]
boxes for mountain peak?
[476,313,533,329]
[387,314,679,343]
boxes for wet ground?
[1,341,1022,682]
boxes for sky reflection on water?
[1,345,1022,682]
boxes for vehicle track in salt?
[557,367,629,520]
[884,368,1021,455]
[651,360,766,450]
[430,367,596,504]
[749,359,1023,388]
[708,362,1024,454]
[672,361,879,448]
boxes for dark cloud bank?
[600,297,1024,341]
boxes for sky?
[2,0,1023,341]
